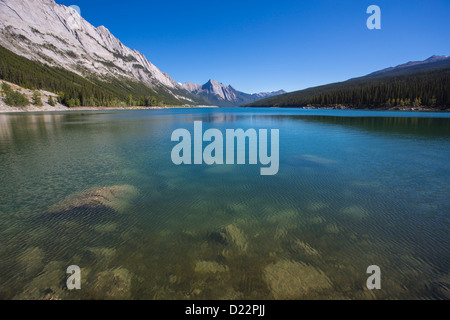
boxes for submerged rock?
[92,267,133,300]
[326,223,341,234]
[341,206,370,220]
[290,241,320,257]
[210,224,248,253]
[306,202,329,212]
[92,222,118,233]
[309,216,326,224]
[274,227,288,241]
[14,261,66,300]
[17,247,45,277]
[263,260,332,299]
[195,261,229,274]
[46,185,139,220]
[86,247,116,263]
[437,274,450,299]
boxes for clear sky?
[57,0,450,93]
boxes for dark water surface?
[0,108,448,299]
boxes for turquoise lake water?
[0,108,448,299]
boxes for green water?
[0,108,448,300]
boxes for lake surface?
[0,108,448,300]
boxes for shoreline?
[288,106,450,112]
[0,105,218,114]
[0,104,448,114]
[261,105,450,112]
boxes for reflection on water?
[0,108,449,300]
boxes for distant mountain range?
[245,56,450,109]
[182,80,286,107]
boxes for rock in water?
[195,261,229,274]
[290,240,320,257]
[46,185,139,220]
[17,247,45,277]
[263,260,332,299]
[341,205,370,220]
[213,224,248,253]
[92,268,133,300]
[14,261,66,300]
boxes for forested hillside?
[0,45,198,107]
[245,61,450,110]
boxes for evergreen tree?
[68,98,76,108]
[48,96,56,106]
[32,91,43,106]
[413,98,422,107]
[1,82,12,95]
[5,90,29,106]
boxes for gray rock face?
[183,81,202,93]
[202,80,239,102]
[0,0,183,93]
[183,80,239,103]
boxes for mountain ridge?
[183,79,286,107]
[367,55,450,77]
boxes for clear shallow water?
[0,108,448,300]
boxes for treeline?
[0,45,185,107]
[246,67,450,109]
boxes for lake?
[0,108,448,300]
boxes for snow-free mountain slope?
[0,0,192,102]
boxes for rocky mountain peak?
[183,82,202,93]
[0,0,182,93]
[425,55,450,63]
[183,79,286,107]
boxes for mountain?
[367,55,450,77]
[183,79,286,107]
[0,0,200,106]
[244,56,450,110]
[252,90,287,99]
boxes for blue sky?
[57,0,450,93]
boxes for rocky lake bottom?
[0,108,448,299]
